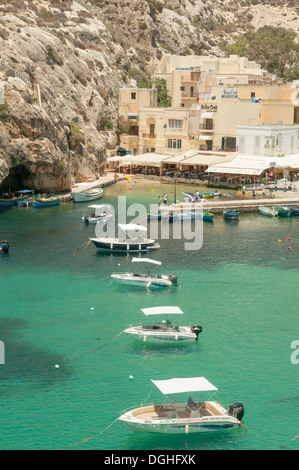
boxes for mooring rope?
[73,331,123,362]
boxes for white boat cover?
[141,306,183,316]
[132,258,161,265]
[118,223,147,232]
[151,377,218,395]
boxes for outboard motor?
[83,216,89,225]
[169,274,178,286]
[191,325,202,340]
[228,403,244,421]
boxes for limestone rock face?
[0,0,297,192]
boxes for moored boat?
[199,211,214,221]
[32,196,60,207]
[259,206,278,217]
[118,377,244,434]
[274,206,292,217]
[82,204,113,224]
[90,223,160,253]
[72,186,103,202]
[0,240,9,253]
[123,306,201,344]
[288,207,299,216]
[111,258,178,288]
[223,209,239,220]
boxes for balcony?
[164,128,184,135]
[199,123,214,131]
[142,133,156,140]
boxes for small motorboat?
[82,204,113,224]
[223,209,239,220]
[288,207,299,216]
[198,211,214,221]
[90,223,160,253]
[0,240,9,253]
[32,196,60,208]
[123,306,202,344]
[259,206,278,217]
[111,258,178,288]
[72,186,103,203]
[274,206,292,217]
[118,377,244,434]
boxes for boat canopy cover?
[141,306,183,316]
[118,223,147,232]
[132,258,161,266]
[15,189,35,193]
[151,377,218,395]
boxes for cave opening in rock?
[0,165,32,194]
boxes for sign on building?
[221,88,238,98]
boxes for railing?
[142,133,156,139]
[164,128,183,134]
[199,123,214,130]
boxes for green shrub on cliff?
[226,26,299,81]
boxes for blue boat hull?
[224,210,239,220]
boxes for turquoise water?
[0,180,298,450]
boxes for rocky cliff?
[0,0,298,192]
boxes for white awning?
[199,135,213,141]
[107,156,121,162]
[118,223,147,232]
[201,112,214,119]
[141,306,183,316]
[151,377,218,395]
[206,155,271,175]
[132,258,161,265]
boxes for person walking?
[163,192,168,205]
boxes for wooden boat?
[90,223,160,253]
[223,209,239,220]
[71,187,103,202]
[199,211,214,221]
[111,258,178,288]
[288,207,299,216]
[32,196,60,208]
[0,194,29,207]
[259,206,278,217]
[274,206,292,217]
[119,377,244,434]
[0,240,9,253]
[123,307,202,344]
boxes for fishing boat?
[118,376,244,434]
[71,186,103,202]
[0,194,29,207]
[259,206,278,217]
[199,211,214,221]
[82,204,113,225]
[0,240,9,253]
[15,189,35,206]
[274,206,292,217]
[32,196,60,208]
[123,306,202,344]
[223,209,239,220]
[90,223,160,253]
[288,207,299,216]
[111,258,178,288]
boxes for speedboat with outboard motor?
[111,258,178,288]
[82,204,113,224]
[119,376,244,434]
[90,223,160,253]
[123,306,202,344]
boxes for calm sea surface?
[0,180,298,450]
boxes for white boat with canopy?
[123,306,202,343]
[119,377,244,434]
[111,258,178,288]
[82,204,113,224]
[90,224,160,253]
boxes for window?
[131,92,136,100]
[180,86,185,91]
[169,120,182,129]
[167,138,182,149]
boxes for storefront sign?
[221,88,238,98]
